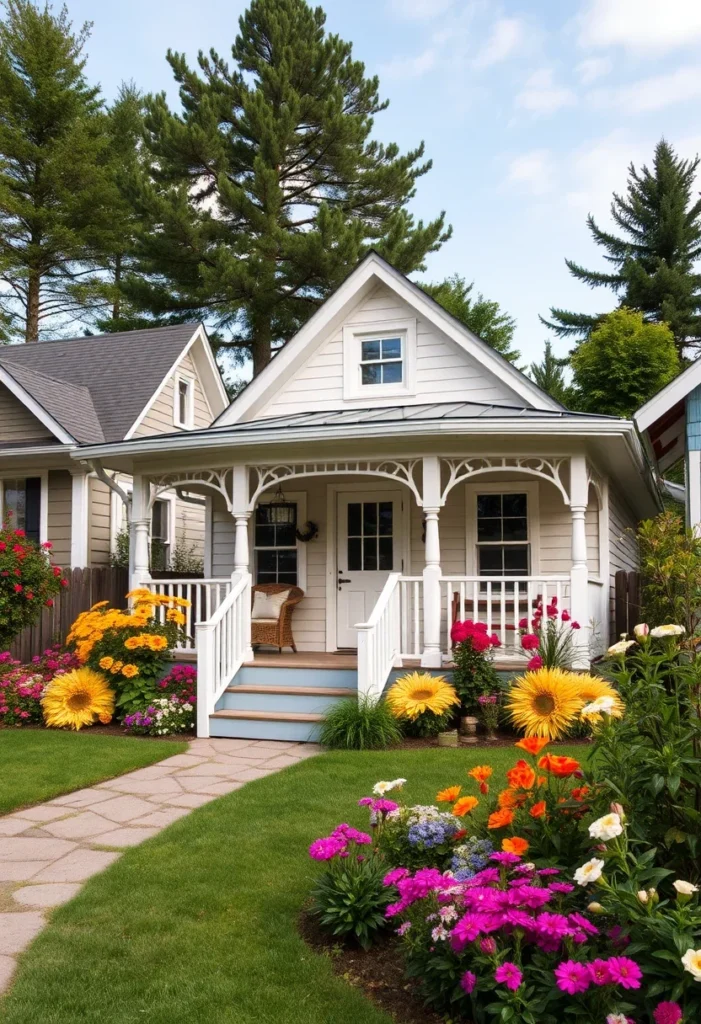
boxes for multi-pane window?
[476,493,529,578]
[2,478,41,543]
[360,337,403,386]
[174,377,192,428]
[254,504,298,584]
[347,501,393,571]
[150,498,171,570]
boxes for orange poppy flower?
[488,808,515,829]
[506,760,537,791]
[515,737,550,756]
[538,754,581,778]
[571,786,590,802]
[498,788,519,809]
[437,786,461,803]
[468,765,493,782]
[453,796,479,817]
[529,800,547,819]
[502,836,529,855]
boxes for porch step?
[226,685,353,697]
[209,709,323,743]
[219,682,353,715]
[213,709,324,722]
[233,665,358,689]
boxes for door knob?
[338,577,351,587]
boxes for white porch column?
[130,473,151,590]
[231,463,253,660]
[569,455,590,668]
[421,456,443,668]
[69,470,89,568]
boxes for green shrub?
[311,852,389,949]
[319,694,402,750]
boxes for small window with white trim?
[360,337,403,386]
[342,319,416,401]
[150,499,171,570]
[476,492,530,579]
[174,375,193,429]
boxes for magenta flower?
[521,633,540,651]
[494,962,523,991]
[371,798,398,814]
[479,937,497,955]
[527,655,544,670]
[490,851,522,865]
[607,956,642,990]
[653,1002,683,1024]
[460,971,477,995]
[554,960,590,994]
[568,912,598,936]
[308,836,346,861]
[549,882,575,894]
[538,868,560,877]
[383,867,409,887]
[587,959,612,985]
[358,797,374,806]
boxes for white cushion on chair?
[252,590,290,620]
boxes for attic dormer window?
[174,374,193,429]
[342,318,416,401]
[360,337,403,385]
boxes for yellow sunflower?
[505,668,584,741]
[574,674,625,721]
[42,668,115,731]
[385,672,460,721]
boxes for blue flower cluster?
[406,807,460,849]
[451,837,494,880]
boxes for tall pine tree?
[0,1,118,342]
[125,0,451,375]
[543,140,701,356]
[421,274,520,363]
[528,341,576,408]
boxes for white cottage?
[74,253,660,740]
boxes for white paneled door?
[336,490,401,648]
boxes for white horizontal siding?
[608,489,639,632]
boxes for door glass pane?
[362,502,377,534]
[347,502,361,537]
[378,502,393,535]
[347,537,362,571]
[379,537,393,570]
[345,500,394,570]
[363,537,377,571]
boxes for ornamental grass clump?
[386,671,460,737]
[319,693,402,750]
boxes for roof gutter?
[0,443,77,458]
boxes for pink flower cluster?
[0,646,79,726]
[518,595,581,669]
[554,956,642,994]
[308,822,372,861]
[450,619,501,653]
[157,662,197,703]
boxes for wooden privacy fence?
[9,566,129,662]
[614,569,641,639]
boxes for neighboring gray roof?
[0,324,199,442]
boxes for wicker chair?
[250,583,304,653]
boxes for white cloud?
[387,0,453,21]
[473,17,524,69]
[506,150,555,195]
[378,47,437,80]
[575,57,610,85]
[578,0,701,53]
[515,69,576,116]
[590,66,701,114]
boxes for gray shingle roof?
[0,324,199,442]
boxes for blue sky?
[65,0,701,366]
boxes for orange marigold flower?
[515,737,550,756]
[506,759,536,791]
[538,754,581,778]
[437,786,461,803]
[121,664,139,678]
[488,808,515,829]
[502,836,529,855]
[468,765,493,783]
[453,796,479,817]
[498,789,519,809]
[529,800,547,819]
[571,786,590,802]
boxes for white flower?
[637,890,649,904]
[431,925,450,942]
[574,857,605,886]
[607,640,636,656]
[182,703,192,712]
[588,813,623,841]
[674,880,699,896]
[372,778,406,795]
[581,696,617,716]
[607,1015,629,1024]
[650,624,685,637]
[633,623,649,638]
[682,948,701,981]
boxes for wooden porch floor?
[240,650,528,672]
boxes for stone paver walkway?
[0,736,320,995]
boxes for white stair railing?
[195,572,252,737]
[356,572,402,701]
[149,578,232,650]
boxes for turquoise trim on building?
[686,384,701,451]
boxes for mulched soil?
[299,909,449,1024]
[395,733,592,750]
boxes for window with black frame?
[2,477,41,543]
[476,493,529,587]
[254,503,298,584]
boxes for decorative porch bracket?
[439,456,571,505]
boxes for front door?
[336,491,401,648]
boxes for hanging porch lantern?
[259,484,296,525]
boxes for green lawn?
[1,743,583,1024]
[0,729,188,814]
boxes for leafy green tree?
[126,0,450,374]
[544,140,701,356]
[0,0,117,342]
[528,341,576,407]
[421,274,520,363]
[569,308,679,417]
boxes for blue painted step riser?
[233,666,358,688]
[218,691,350,714]
[209,717,321,743]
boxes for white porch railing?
[356,572,403,700]
[441,576,570,660]
[150,578,232,650]
[195,572,252,737]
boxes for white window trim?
[110,479,177,570]
[342,318,417,402]
[465,481,540,577]
[151,494,177,569]
[250,489,307,591]
[173,372,195,429]
[0,471,48,545]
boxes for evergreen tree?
[569,308,679,417]
[126,0,451,374]
[0,1,118,342]
[528,341,575,407]
[544,140,701,356]
[421,274,520,363]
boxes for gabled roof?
[0,324,201,443]
[217,251,563,425]
[634,359,701,472]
